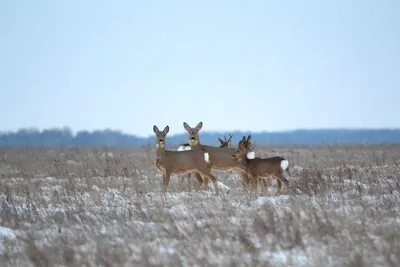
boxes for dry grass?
[0,145,399,267]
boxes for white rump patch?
[280,159,289,170]
[204,152,210,163]
[246,151,255,159]
[178,145,191,151]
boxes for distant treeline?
[0,127,399,147]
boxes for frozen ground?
[0,145,399,267]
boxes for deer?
[218,134,233,147]
[231,139,291,194]
[153,125,219,195]
[178,133,234,185]
[182,121,255,188]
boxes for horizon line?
[1,126,400,138]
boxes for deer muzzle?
[189,139,198,145]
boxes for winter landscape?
[2,1,399,266]
[0,145,399,267]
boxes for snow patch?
[167,204,188,216]
[0,226,18,254]
[100,152,114,159]
[207,181,231,192]
[259,249,309,266]
[252,195,292,206]
[0,226,17,240]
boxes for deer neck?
[189,139,202,149]
[237,155,250,168]
[156,144,166,160]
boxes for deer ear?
[241,136,246,142]
[153,125,159,134]
[247,135,252,143]
[183,122,191,131]
[218,137,224,144]
[195,122,203,131]
[239,141,245,149]
[163,125,170,134]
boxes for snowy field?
[0,145,399,267]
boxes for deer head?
[183,122,203,146]
[232,135,255,161]
[153,125,170,148]
[218,134,233,147]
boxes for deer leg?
[187,173,192,184]
[200,166,212,189]
[246,174,253,191]
[276,171,290,194]
[249,178,256,193]
[162,172,171,193]
[254,177,259,194]
[237,170,250,188]
[193,172,204,191]
[261,178,269,195]
[285,166,292,177]
[263,179,269,189]
[257,177,264,195]
[203,172,219,195]
[180,173,191,185]
[251,175,258,193]
[276,178,282,194]
[161,171,167,185]
[278,172,290,187]
[239,172,246,187]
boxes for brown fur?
[153,125,219,194]
[232,140,290,194]
[180,134,232,184]
[183,122,254,187]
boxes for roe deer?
[183,122,255,187]
[231,140,291,194]
[153,125,219,194]
[218,134,233,147]
[179,133,233,185]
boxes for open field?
[0,145,399,267]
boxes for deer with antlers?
[231,138,291,194]
[153,125,219,195]
[182,122,255,187]
[178,133,234,185]
[218,134,233,147]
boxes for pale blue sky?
[1,0,399,137]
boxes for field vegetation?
[0,145,399,266]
